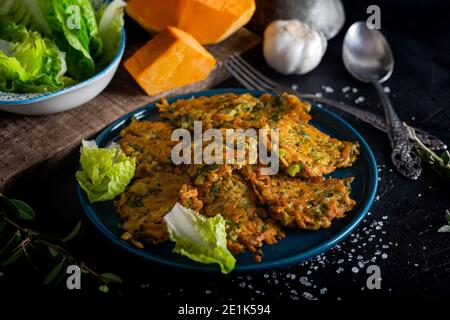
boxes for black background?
[1,0,449,308]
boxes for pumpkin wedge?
[124,26,216,96]
[126,0,256,44]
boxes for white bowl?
[0,31,126,116]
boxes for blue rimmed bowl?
[78,89,378,273]
[0,30,126,116]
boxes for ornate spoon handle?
[372,80,421,179]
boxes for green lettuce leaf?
[76,140,136,203]
[164,203,236,274]
[97,0,125,67]
[38,0,102,80]
[0,0,52,35]
[0,18,71,93]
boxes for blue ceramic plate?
[77,89,378,272]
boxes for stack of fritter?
[115,93,359,261]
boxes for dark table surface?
[1,0,449,306]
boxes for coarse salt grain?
[300,277,312,286]
[355,96,365,104]
[302,292,315,300]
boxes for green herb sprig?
[0,194,122,292]
[405,123,450,179]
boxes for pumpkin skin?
[124,26,216,96]
[126,0,256,44]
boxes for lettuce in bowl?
[76,140,135,203]
[0,0,126,93]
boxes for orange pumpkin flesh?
[124,26,216,96]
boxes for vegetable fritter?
[119,119,176,177]
[241,166,356,230]
[116,168,191,245]
[157,93,311,130]
[275,118,360,178]
[158,92,358,178]
[181,171,285,261]
[186,128,260,185]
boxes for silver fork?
[224,53,447,151]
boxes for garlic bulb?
[250,0,345,40]
[263,20,327,75]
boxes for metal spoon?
[342,21,421,180]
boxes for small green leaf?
[14,231,22,241]
[54,268,68,286]
[62,221,82,242]
[48,247,59,257]
[43,259,65,285]
[405,123,450,180]
[415,147,430,161]
[441,151,450,166]
[0,220,7,234]
[99,284,109,293]
[100,272,123,284]
[28,229,40,236]
[1,248,24,266]
[0,195,21,218]
[10,199,35,220]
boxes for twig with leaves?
[405,123,450,179]
[0,194,122,293]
